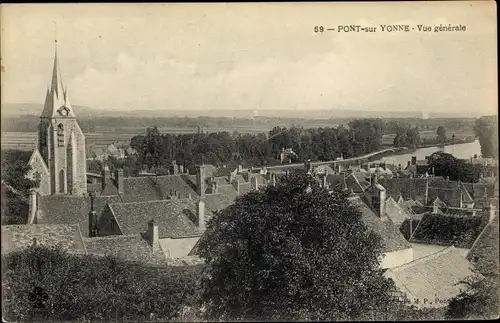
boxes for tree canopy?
[436,125,447,144]
[474,116,498,159]
[1,149,38,224]
[197,171,400,321]
[428,152,485,183]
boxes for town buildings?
[2,42,498,309]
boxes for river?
[373,140,482,166]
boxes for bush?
[400,214,487,248]
[2,245,202,322]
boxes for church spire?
[40,38,75,119]
[51,38,65,99]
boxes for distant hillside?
[1,103,94,117]
[1,102,485,119]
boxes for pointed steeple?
[51,40,65,99]
[40,40,76,119]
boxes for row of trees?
[129,119,387,173]
[3,172,496,321]
[1,115,477,134]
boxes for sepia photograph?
[1,2,498,321]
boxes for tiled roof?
[101,177,119,196]
[213,166,237,177]
[38,195,122,237]
[83,234,167,266]
[467,215,499,277]
[378,177,467,208]
[385,196,411,226]
[1,224,87,255]
[349,196,412,253]
[204,186,239,213]
[121,174,198,202]
[108,199,202,239]
[384,246,477,308]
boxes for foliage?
[393,126,421,148]
[428,151,485,183]
[1,149,39,224]
[436,125,447,144]
[2,245,202,322]
[400,213,487,248]
[129,119,391,175]
[197,171,399,321]
[474,116,498,159]
[446,275,500,320]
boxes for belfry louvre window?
[57,124,65,147]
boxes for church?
[27,41,87,196]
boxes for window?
[57,123,65,147]
[59,169,65,193]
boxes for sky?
[1,2,497,115]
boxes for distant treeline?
[116,119,394,175]
[1,115,477,135]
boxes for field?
[2,128,476,152]
[381,130,475,146]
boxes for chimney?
[373,185,387,217]
[88,192,98,237]
[179,165,184,174]
[115,168,124,195]
[304,160,312,173]
[232,179,240,194]
[147,219,159,252]
[271,173,277,186]
[261,167,268,175]
[176,190,181,199]
[488,201,496,223]
[197,200,205,230]
[228,172,234,184]
[171,160,179,175]
[197,166,206,197]
[238,164,243,173]
[28,189,37,224]
[101,165,110,190]
[251,175,259,190]
[432,201,439,214]
[411,156,417,165]
[187,193,192,200]
[322,173,328,189]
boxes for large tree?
[1,149,38,224]
[474,116,498,159]
[197,171,399,321]
[436,125,447,145]
[428,152,485,183]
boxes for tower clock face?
[58,106,70,116]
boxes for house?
[279,148,297,164]
[384,246,478,308]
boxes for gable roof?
[120,174,198,202]
[38,195,122,237]
[349,196,412,253]
[27,148,49,175]
[108,199,202,239]
[467,215,499,277]
[83,234,167,266]
[385,196,411,225]
[1,224,87,255]
[384,246,477,308]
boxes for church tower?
[36,40,87,195]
